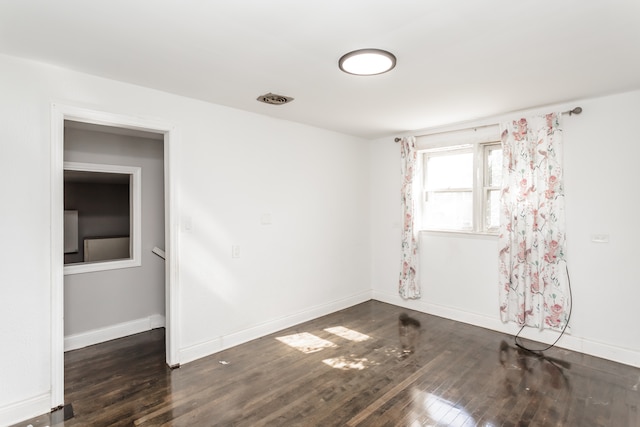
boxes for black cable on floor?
[514,264,573,356]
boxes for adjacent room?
[0,1,639,426]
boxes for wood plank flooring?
[13,301,640,426]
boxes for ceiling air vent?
[257,92,294,105]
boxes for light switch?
[183,216,193,231]
[261,213,272,225]
[232,245,241,258]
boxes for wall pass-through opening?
[63,162,142,275]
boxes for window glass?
[484,144,502,230]
[423,148,473,230]
[486,146,503,187]
[425,152,473,190]
[486,189,501,230]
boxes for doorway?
[50,104,180,410]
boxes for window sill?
[419,229,499,239]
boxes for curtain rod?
[394,106,583,142]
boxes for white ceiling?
[1,1,639,139]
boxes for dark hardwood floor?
[14,301,640,426]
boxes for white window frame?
[420,139,501,235]
[63,161,142,275]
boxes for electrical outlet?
[591,234,610,243]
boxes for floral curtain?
[498,113,570,331]
[399,136,420,299]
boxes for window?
[63,162,142,275]
[421,141,502,233]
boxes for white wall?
[0,53,370,425]
[63,128,165,343]
[370,90,640,368]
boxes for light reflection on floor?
[275,332,337,354]
[409,389,476,427]
[324,326,371,342]
[276,325,371,355]
[322,355,375,371]
[277,327,376,370]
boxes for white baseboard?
[0,393,49,427]
[179,291,372,364]
[372,290,640,368]
[179,337,223,365]
[64,314,166,352]
[149,313,166,329]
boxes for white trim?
[63,162,142,275]
[50,103,181,410]
[149,313,166,329]
[50,105,66,411]
[179,338,223,366]
[0,393,50,427]
[164,127,181,368]
[179,291,372,364]
[64,315,166,352]
[372,290,640,368]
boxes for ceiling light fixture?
[338,49,396,76]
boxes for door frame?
[50,104,180,409]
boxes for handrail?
[152,246,166,260]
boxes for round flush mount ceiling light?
[338,48,396,76]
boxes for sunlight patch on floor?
[322,355,375,371]
[324,326,370,342]
[276,332,337,354]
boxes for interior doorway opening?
[51,104,180,410]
